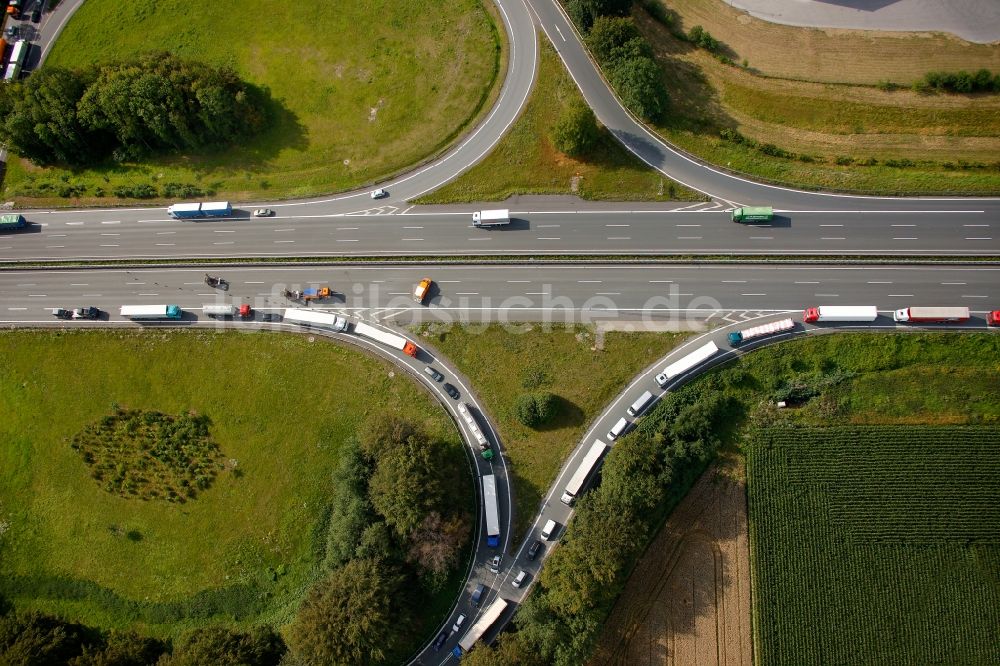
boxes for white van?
[627,390,655,417]
[512,570,528,588]
[541,519,557,540]
[607,417,630,441]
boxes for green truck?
[0,214,26,231]
[731,206,773,223]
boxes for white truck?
[893,306,970,323]
[283,308,349,331]
[353,321,419,357]
[119,305,182,320]
[472,209,510,228]
[802,305,878,323]
[561,440,608,505]
[482,473,501,547]
[655,341,721,388]
[728,318,795,346]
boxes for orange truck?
[413,278,432,303]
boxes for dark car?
[443,382,460,399]
[432,630,448,651]
[527,539,542,561]
[72,306,100,320]
[50,307,71,319]
[471,582,486,607]
[31,8,40,22]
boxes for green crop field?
[748,425,1000,664]
[0,329,466,640]
[8,0,500,206]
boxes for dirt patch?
[589,455,752,666]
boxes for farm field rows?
[748,425,1000,664]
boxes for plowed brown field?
[589,456,752,666]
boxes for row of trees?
[463,387,729,665]
[287,415,471,665]
[0,610,285,665]
[0,53,268,167]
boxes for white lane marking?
[794,281,819,284]
[578,280,602,283]
[507,280,530,283]
[525,292,551,295]
[742,293,767,296]
[536,237,560,240]
[81,294,102,298]
[213,230,236,233]
[941,282,967,285]
[66,222,83,226]
[70,283,88,286]
[155,243,175,246]
[244,281,265,284]
[888,294,914,297]
[596,292,621,296]
[273,228,296,232]
[867,281,893,284]
[46,245,65,248]
[99,244,119,247]
[138,293,159,296]
[337,239,359,242]
[402,238,424,242]
[964,224,989,227]
[156,231,175,235]
[274,240,296,243]
[815,293,840,297]
[337,227,359,231]
[455,292,479,295]
[821,237,846,240]
[648,280,674,283]
[213,242,234,245]
[126,282,145,285]
[966,237,993,240]
[891,224,916,227]
[607,236,631,240]
[100,220,121,225]
[892,237,919,240]
[819,224,843,227]
[678,236,703,239]
[467,237,492,241]
[962,295,989,298]
[403,226,424,229]
[100,233,120,236]
[554,24,566,41]
[676,224,701,227]
[7,307,27,311]
[49,234,66,237]
[388,292,409,296]
[28,294,48,297]
[750,236,773,240]
[537,224,560,228]
[16,283,36,286]
[721,280,746,283]
[605,224,630,227]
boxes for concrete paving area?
[722,0,1000,43]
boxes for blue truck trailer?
[167,201,233,219]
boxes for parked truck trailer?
[482,473,501,547]
[803,305,878,323]
[655,341,721,387]
[353,321,419,356]
[458,402,494,460]
[561,440,608,506]
[202,304,252,318]
[283,308,348,331]
[454,597,509,657]
[728,318,795,346]
[893,306,969,323]
[119,305,182,320]
[167,201,233,219]
[731,206,773,223]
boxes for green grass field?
[748,425,1000,664]
[0,329,466,639]
[414,324,686,542]
[8,0,500,206]
[419,40,703,203]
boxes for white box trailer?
[803,305,878,323]
[283,308,348,331]
[482,473,501,547]
[627,390,655,417]
[655,341,721,388]
[455,597,509,656]
[472,209,510,227]
[893,306,970,322]
[353,321,418,356]
[202,304,238,317]
[119,304,183,320]
[561,440,608,505]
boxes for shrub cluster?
[465,389,729,666]
[0,609,284,665]
[70,408,224,503]
[584,15,669,121]
[515,392,559,428]
[917,69,1000,94]
[291,415,471,664]
[550,100,601,157]
[0,52,269,167]
[9,177,210,200]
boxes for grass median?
[7,0,502,207]
[418,39,703,203]
[413,323,687,543]
[0,328,469,648]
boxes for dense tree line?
[0,53,268,166]
[0,609,284,665]
[918,69,1000,93]
[289,415,472,665]
[563,0,669,122]
[463,388,729,665]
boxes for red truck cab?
[803,307,820,323]
[238,304,253,319]
[987,310,1000,326]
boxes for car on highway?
[443,383,460,400]
[527,539,542,561]
[50,308,71,319]
[252,208,273,217]
[261,312,282,323]
[424,366,443,382]
[432,630,448,651]
[451,613,467,634]
[471,583,486,607]
[370,188,388,199]
[512,570,527,588]
[489,554,501,573]
[72,307,101,320]
[413,277,433,303]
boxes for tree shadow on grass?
[538,395,585,432]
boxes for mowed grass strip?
[0,329,463,637]
[748,425,1000,665]
[419,40,703,203]
[633,4,1000,194]
[13,0,501,206]
[414,324,686,541]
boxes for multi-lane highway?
[1,264,996,323]
[3,203,999,261]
